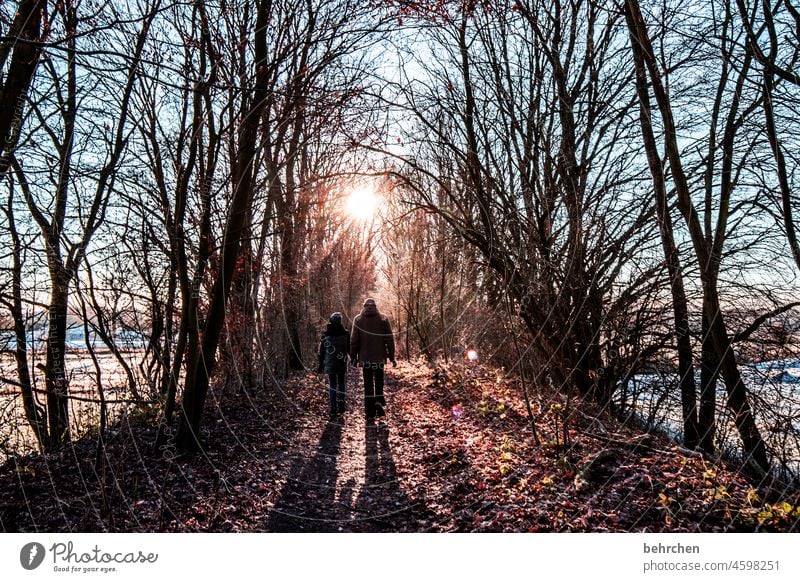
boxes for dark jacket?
[317,322,350,374]
[350,305,395,366]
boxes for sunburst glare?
[344,185,381,221]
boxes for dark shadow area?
[351,423,419,531]
[265,421,344,532]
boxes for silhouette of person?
[350,298,396,422]
[317,312,350,420]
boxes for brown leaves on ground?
[1,359,798,532]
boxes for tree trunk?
[699,309,717,453]
[625,1,699,448]
[160,268,177,396]
[704,288,769,471]
[175,0,272,450]
[44,267,72,449]
[0,0,44,179]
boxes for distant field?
[626,359,800,475]
[0,351,147,463]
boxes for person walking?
[317,312,350,421]
[350,298,396,423]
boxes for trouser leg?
[363,367,376,418]
[328,374,337,417]
[336,372,346,413]
[374,366,385,415]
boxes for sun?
[344,185,381,221]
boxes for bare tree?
[732,0,800,272]
[0,184,46,449]
[624,0,770,472]
[12,0,157,448]
[624,0,700,449]
[384,2,659,411]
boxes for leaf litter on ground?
[0,359,797,532]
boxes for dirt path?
[264,365,436,532]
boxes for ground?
[1,360,798,532]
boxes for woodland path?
[264,365,429,532]
[1,361,795,532]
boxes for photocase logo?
[20,542,46,570]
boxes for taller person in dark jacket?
[350,298,396,422]
[317,312,350,420]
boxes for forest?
[0,0,799,532]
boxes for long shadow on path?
[265,368,437,532]
[349,422,421,531]
[265,419,425,531]
[265,421,344,531]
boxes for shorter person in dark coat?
[317,312,350,420]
